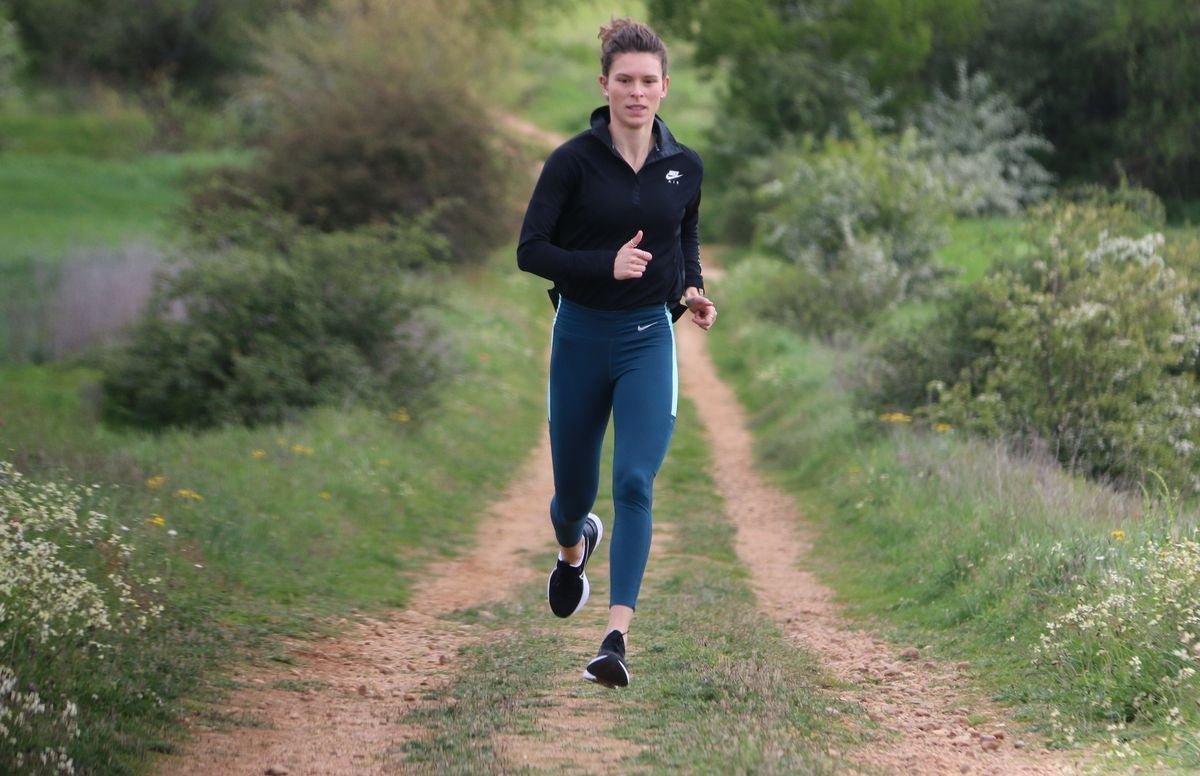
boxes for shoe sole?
[546,514,604,618]
[583,654,629,688]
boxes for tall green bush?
[190,0,518,261]
[102,214,451,429]
[878,194,1200,490]
[914,62,1053,215]
[753,120,954,335]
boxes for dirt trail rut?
[675,321,1081,775]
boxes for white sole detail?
[583,656,630,688]
[546,513,604,618]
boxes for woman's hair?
[598,17,668,77]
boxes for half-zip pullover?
[517,106,704,312]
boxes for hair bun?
[598,16,638,45]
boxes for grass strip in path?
[401,394,855,774]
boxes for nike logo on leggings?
[637,321,659,332]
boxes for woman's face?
[599,52,668,132]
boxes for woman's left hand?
[684,294,717,330]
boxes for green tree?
[648,0,982,240]
[5,0,315,98]
[961,0,1200,203]
[1104,0,1200,202]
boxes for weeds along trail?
[675,322,1085,776]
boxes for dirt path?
[675,322,1082,775]
[164,321,1087,775]
[164,432,565,775]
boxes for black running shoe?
[584,629,629,688]
[547,513,603,618]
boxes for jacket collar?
[589,105,683,164]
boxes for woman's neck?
[609,120,655,173]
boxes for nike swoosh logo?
[665,170,682,180]
[637,322,659,332]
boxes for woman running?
[516,17,717,688]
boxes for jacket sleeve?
[516,147,616,283]
[681,168,704,291]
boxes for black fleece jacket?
[517,106,704,313]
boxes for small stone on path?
[265,766,289,776]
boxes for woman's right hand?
[613,230,653,280]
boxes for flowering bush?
[915,62,1054,216]
[858,191,1200,491]
[0,668,77,775]
[754,119,954,335]
[1036,535,1200,727]
[0,461,161,773]
[931,198,1200,490]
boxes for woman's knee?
[613,467,654,508]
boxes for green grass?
[401,397,858,774]
[0,147,250,362]
[707,259,1200,770]
[0,149,246,268]
[934,216,1030,283]
[498,0,722,153]
[0,254,553,773]
[0,101,156,158]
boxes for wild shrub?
[101,213,451,429]
[924,195,1200,490]
[1036,534,1200,729]
[753,119,954,335]
[852,291,999,413]
[190,0,518,261]
[0,461,161,774]
[914,62,1054,216]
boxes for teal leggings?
[547,298,678,610]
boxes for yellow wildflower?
[318,491,332,500]
[291,444,314,455]
[251,449,268,459]
[175,488,204,501]
[376,458,390,466]
[145,514,166,526]
[146,475,167,490]
[390,408,412,423]
[847,465,863,475]
[878,412,913,424]
[1111,530,1126,541]
[935,422,953,433]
